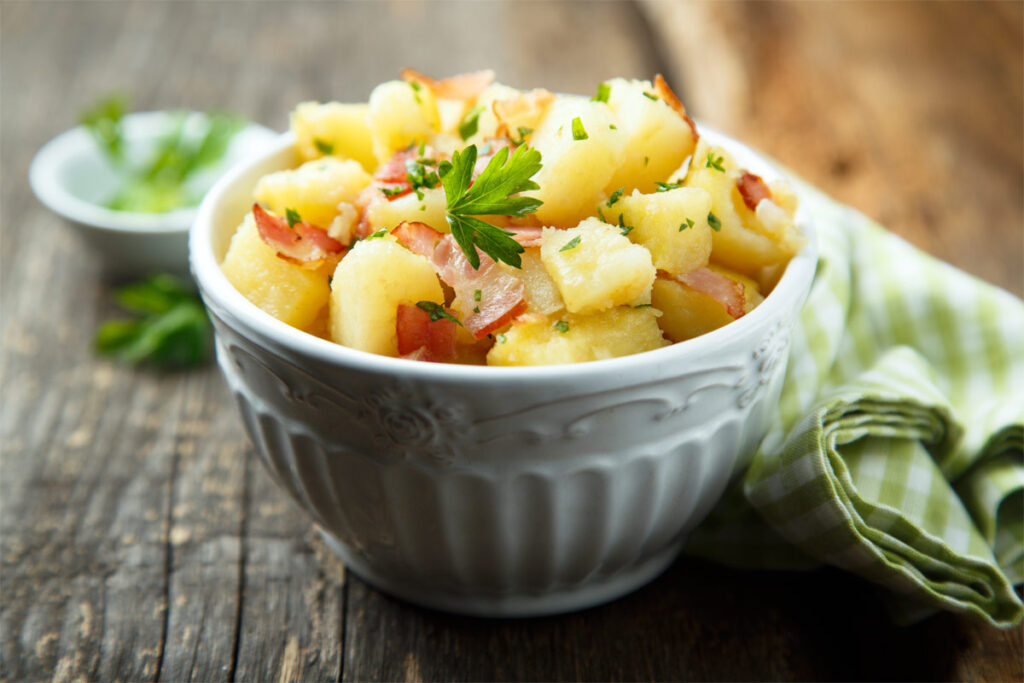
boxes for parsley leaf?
[617,214,633,236]
[514,126,534,145]
[708,212,722,231]
[679,217,695,232]
[571,117,589,141]
[314,138,334,155]
[80,93,127,162]
[559,235,582,252]
[364,228,389,240]
[642,91,658,101]
[592,82,611,103]
[285,208,302,228]
[416,301,463,326]
[554,320,570,333]
[440,144,543,269]
[380,186,405,198]
[655,181,681,192]
[94,274,211,369]
[496,333,507,343]
[705,152,726,172]
[458,105,484,140]
[606,187,624,207]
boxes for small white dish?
[29,111,277,278]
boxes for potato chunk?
[329,238,443,356]
[220,214,330,330]
[364,187,448,234]
[540,218,655,314]
[526,98,626,227]
[367,80,441,164]
[487,307,668,366]
[254,157,372,230]
[613,187,713,276]
[651,267,764,342]
[503,249,564,316]
[290,101,377,172]
[602,78,698,195]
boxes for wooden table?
[2,2,1021,680]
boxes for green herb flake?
[285,208,302,228]
[496,333,507,343]
[633,303,653,308]
[708,212,722,231]
[591,82,611,103]
[405,158,441,195]
[559,235,582,252]
[705,152,726,172]
[609,124,617,130]
[618,213,633,236]
[473,306,481,313]
[643,156,649,167]
[679,217,695,232]
[516,126,534,143]
[473,289,482,302]
[94,273,211,369]
[571,117,589,141]
[314,138,334,155]
[409,80,422,103]
[458,105,485,141]
[597,207,608,223]
[606,187,624,207]
[439,143,542,269]
[655,181,681,192]
[364,228,389,240]
[416,301,463,326]
[554,320,570,333]
[642,91,659,101]
[381,186,405,198]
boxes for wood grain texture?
[1,1,1021,682]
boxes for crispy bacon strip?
[400,68,495,100]
[396,303,457,362]
[392,221,444,256]
[737,171,772,212]
[492,89,554,138]
[252,204,345,268]
[653,74,699,140]
[675,267,746,319]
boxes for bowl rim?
[190,126,818,382]
[28,111,276,235]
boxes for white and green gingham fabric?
[685,182,1024,628]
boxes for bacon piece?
[430,236,526,339]
[653,74,699,140]
[675,267,746,319]
[737,171,772,212]
[396,303,457,362]
[252,204,345,268]
[392,221,444,256]
[492,89,554,138]
[400,68,495,100]
[505,226,544,248]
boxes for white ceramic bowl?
[190,129,817,617]
[30,111,277,277]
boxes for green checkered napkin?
[685,182,1024,628]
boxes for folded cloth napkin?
[685,182,1024,628]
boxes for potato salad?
[220,70,804,366]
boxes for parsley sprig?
[439,144,543,269]
[94,274,211,369]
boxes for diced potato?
[613,187,713,276]
[602,78,697,195]
[466,83,522,142]
[526,98,626,227]
[501,249,564,316]
[684,142,793,278]
[290,101,377,172]
[254,157,372,230]
[487,307,668,366]
[220,214,330,330]
[364,187,449,233]
[541,218,655,314]
[329,238,443,356]
[367,80,441,164]
[651,266,763,342]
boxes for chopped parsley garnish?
[314,138,334,155]
[554,320,570,333]
[364,228,389,240]
[416,301,463,326]
[643,156,649,167]
[597,207,608,223]
[409,80,422,103]
[496,333,507,343]
[380,185,405,198]
[633,303,653,308]
[473,289,482,302]
[438,143,542,269]
[285,208,302,228]
[473,306,480,313]
[559,235,582,252]
[515,126,534,144]
[708,212,722,231]
[606,187,624,207]
[571,117,589,141]
[458,105,484,140]
[609,124,617,130]
[94,274,211,369]
[655,181,681,192]
[618,214,633,236]
[642,91,658,101]
[705,152,726,172]
[679,217,695,232]
[405,157,441,199]
[592,82,611,103]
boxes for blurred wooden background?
[2,1,1021,681]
